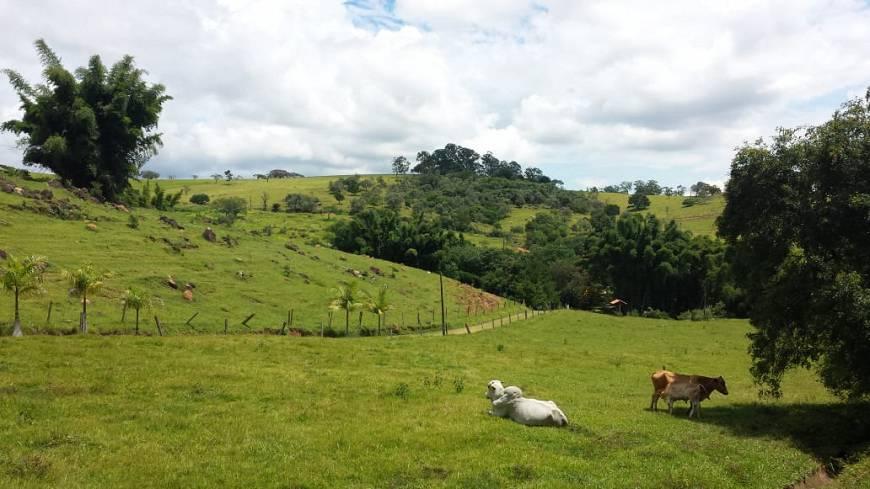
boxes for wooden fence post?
[491,318,495,328]
[465,323,471,334]
[46,301,53,324]
[224,318,228,334]
[154,315,163,336]
[121,303,127,323]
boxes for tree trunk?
[345,309,350,337]
[80,290,88,334]
[12,288,23,337]
[135,309,140,335]
[377,314,381,336]
[383,311,387,335]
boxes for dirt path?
[425,309,550,336]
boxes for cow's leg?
[667,398,674,415]
[694,401,700,419]
[651,392,660,411]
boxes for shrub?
[212,197,246,225]
[284,193,320,213]
[190,193,210,205]
[127,214,140,229]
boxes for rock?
[184,282,196,290]
[39,189,53,200]
[48,179,64,188]
[86,223,98,231]
[13,187,23,195]
[0,183,13,193]
[370,266,383,276]
[0,249,6,260]
[114,204,129,213]
[202,227,217,242]
[167,276,178,289]
[159,215,184,229]
[182,289,194,301]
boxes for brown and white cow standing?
[650,367,728,412]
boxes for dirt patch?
[788,466,833,489]
[455,283,504,314]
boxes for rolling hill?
[0,171,519,335]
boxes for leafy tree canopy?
[718,88,870,399]
[2,39,171,201]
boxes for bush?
[127,214,140,229]
[190,193,210,205]
[212,197,246,225]
[641,308,672,319]
[284,193,320,213]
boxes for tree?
[330,281,362,336]
[284,193,320,212]
[718,88,870,398]
[212,197,246,224]
[628,191,650,210]
[223,170,233,182]
[122,287,151,335]
[211,173,222,183]
[365,285,392,336]
[2,39,171,201]
[260,191,268,211]
[140,170,160,180]
[63,264,104,334]
[690,181,722,198]
[1,255,47,337]
[392,156,410,176]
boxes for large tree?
[718,89,870,399]
[2,39,171,201]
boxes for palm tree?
[123,288,151,335]
[63,265,104,334]
[330,281,361,336]
[365,285,393,336]
[1,255,47,337]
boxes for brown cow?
[650,367,728,411]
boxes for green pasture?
[1,311,866,488]
[596,192,725,236]
[0,174,519,336]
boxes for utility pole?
[439,270,447,336]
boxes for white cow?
[490,386,569,427]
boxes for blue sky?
[1,0,869,189]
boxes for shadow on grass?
[694,401,870,466]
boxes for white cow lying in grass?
[487,382,569,427]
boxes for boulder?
[86,223,98,232]
[167,276,178,289]
[202,227,217,242]
[0,249,7,260]
[182,289,194,301]
[114,204,129,213]
[13,187,24,195]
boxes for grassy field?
[0,173,519,336]
[596,192,725,236]
[1,310,866,488]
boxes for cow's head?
[492,386,524,408]
[486,380,505,400]
[716,376,728,395]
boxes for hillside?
[1,311,865,488]
[597,192,725,236]
[0,172,519,335]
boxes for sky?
[1,0,869,189]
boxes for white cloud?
[1,0,868,186]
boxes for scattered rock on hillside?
[159,216,184,229]
[113,204,129,213]
[184,282,196,290]
[285,242,300,252]
[0,249,6,260]
[86,223,98,232]
[370,266,383,276]
[182,289,194,301]
[167,276,178,289]
[13,187,23,195]
[0,182,13,193]
[202,227,216,242]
